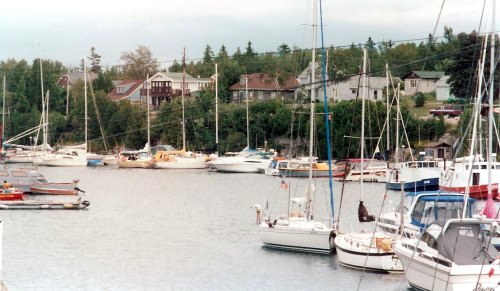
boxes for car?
[429,105,462,117]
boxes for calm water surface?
[1,166,410,291]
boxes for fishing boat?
[394,217,500,290]
[257,1,335,254]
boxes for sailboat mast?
[306,0,317,221]
[2,75,5,142]
[215,63,219,153]
[360,48,367,200]
[395,84,400,164]
[147,73,151,152]
[182,48,186,151]
[246,76,249,149]
[386,63,390,152]
[84,60,88,151]
[488,0,495,196]
[40,58,47,150]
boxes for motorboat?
[209,151,275,173]
[378,191,476,237]
[386,159,449,191]
[394,217,500,291]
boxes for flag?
[280,180,288,190]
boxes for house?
[424,141,453,160]
[297,62,323,101]
[108,72,212,109]
[108,80,144,104]
[435,76,455,101]
[57,72,98,90]
[228,73,299,102]
[403,71,445,96]
[329,75,401,101]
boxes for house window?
[351,89,357,94]
[271,92,276,99]
[258,91,264,100]
[373,90,378,100]
[410,80,417,88]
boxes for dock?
[0,199,90,210]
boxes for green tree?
[88,47,102,73]
[120,45,159,79]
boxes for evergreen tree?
[88,47,102,73]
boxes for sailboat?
[439,31,500,199]
[385,80,447,191]
[334,48,403,272]
[395,8,500,290]
[117,74,154,169]
[4,59,52,163]
[256,0,334,254]
[154,49,207,170]
[37,60,90,167]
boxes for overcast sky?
[0,0,493,70]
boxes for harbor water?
[1,166,409,290]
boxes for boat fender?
[121,156,126,161]
[0,204,8,209]
[489,257,500,277]
[40,205,51,209]
[329,232,336,254]
[63,203,75,209]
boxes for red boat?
[440,183,499,200]
[0,188,24,201]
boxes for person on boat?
[3,180,11,193]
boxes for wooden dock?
[0,199,90,210]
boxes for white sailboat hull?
[154,158,206,169]
[334,232,403,272]
[42,158,87,167]
[395,241,500,291]
[258,218,333,254]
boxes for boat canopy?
[437,220,498,265]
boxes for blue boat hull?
[386,177,439,191]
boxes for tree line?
[0,26,490,158]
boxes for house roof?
[348,76,402,89]
[403,71,445,80]
[436,76,451,87]
[108,79,143,101]
[425,141,451,148]
[150,72,212,83]
[57,72,98,86]
[228,73,299,91]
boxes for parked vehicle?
[429,105,462,117]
